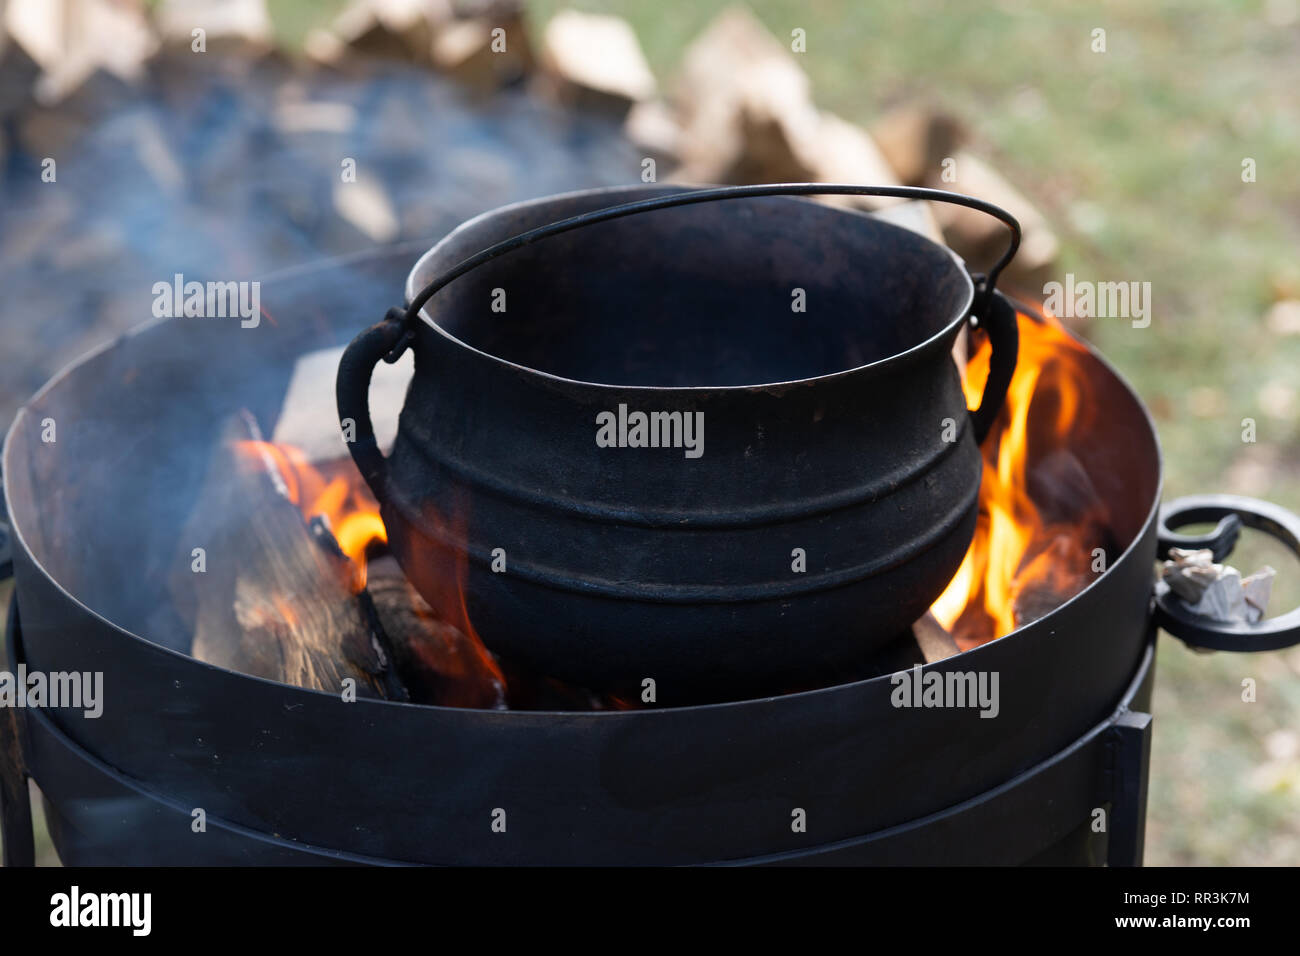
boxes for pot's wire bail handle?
[338,183,1025,500]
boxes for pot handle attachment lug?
[336,307,410,505]
[1154,493,1300,651]
[968,288,1019,445]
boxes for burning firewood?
[366,555,507,709]
[912,611,960,663]
[173,410,407,701]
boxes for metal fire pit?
[2,245,1298,866]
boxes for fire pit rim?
[402,183,980,395]
[0,297,1165,717]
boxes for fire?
[930,307,1109,649]
[235,440,387,590]
[234,437,509,706]
[225,308,1104,701]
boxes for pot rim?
[403,184,977,394]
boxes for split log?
[0,706,35,867]
[318,0,451,64]
[671,6,814,183]
[926,150,1059,293]
[912,611,961,663]
[801,112,901,210]
[670,8,898,204]
[173,409,407,700]
[623,99,683,166]
[366,556,507,709]
[430,14,533,91]
[8,0,157,105]
[154,0,274,58]
[871,103,967,186]
[0,15,41,116]
[538,10,655,116]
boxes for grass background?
[5,0,1297,865]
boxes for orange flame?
[233,438,508,704]
[234,440,387,590]
[931,308,1107,649]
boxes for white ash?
[1161,547,1275,624]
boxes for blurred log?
[333,177,401,242]
[871,103,967,186]
[7,0,156,104]
[623,99,682,166]
[16,67,135,155]
[912,611,960,663]
[1265,299,1300,337]
[538,10,655,116]
[315,0,451,64]
[431,13,533,91]
[155,0,274,58]
[926,150,1059,293]
[671,7,897,205]
[0,14,41,115]
[366,555,507,709]
[175,410,407,700]
[671,6,813,183]
[802,112,901,211]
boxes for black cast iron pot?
[337,184,1023,699]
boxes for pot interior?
[412,190,973,388]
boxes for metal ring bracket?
[1154,494,1300,651]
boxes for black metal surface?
[1106,711,1153,867]
[1,247,1169,864]
[1158,499,1243,562]
[340,184,1023,699]
[1155,494,1300,651]
[0,704,33,868]
[4,597,1157,866]
[0,463,11,583]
